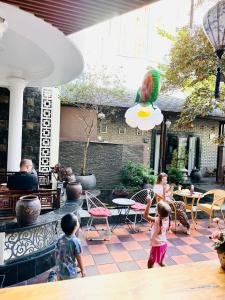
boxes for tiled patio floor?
[14,219,218,286]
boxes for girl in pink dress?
[144,196,171,268]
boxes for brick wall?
[59,141,145,189]
[60,105,220,175]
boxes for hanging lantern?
[203,0,225,99]
[125,67,163,131]
[125,103,163,131]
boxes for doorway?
[153,133,200,174]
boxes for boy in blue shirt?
[56,213,85,280]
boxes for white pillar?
[50,87,60,167]
[7,78,27,171]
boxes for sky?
[69,0,216,90]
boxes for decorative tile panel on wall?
[39,88,53,172]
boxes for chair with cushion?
[129,189,153,232]
[195,189,225,227]
[154,192,177,231]
[85,191,111,240]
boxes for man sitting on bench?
[7,159,38,191]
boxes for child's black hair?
[61,213,78,235]
[157,201,171,234]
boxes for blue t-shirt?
[56,234,82,280]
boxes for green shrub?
[120,161,155,189]
[168,167,184,185]
[143,174,156,185]
[113,183,127,192]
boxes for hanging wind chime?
[125,67,163,131]
[203,0,225,99]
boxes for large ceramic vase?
[66,181,82,200]
[190,169,202,183]
[16,195,41,226]
[75,174,96,191]
[217,251,225,270]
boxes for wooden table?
[1,260,224,300]
[174,190,204,229]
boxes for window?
[136,129,143,136]
[118,127,126,134]
[99,123,107,134]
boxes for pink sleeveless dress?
[148,216,169,264]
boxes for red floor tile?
[202,251,218,260]
[83,255,95,267]
[110,251,132,262]
[176,245,198,255]
[180,236,200,245]
[136,259,147,270]
[97,263,119,275]
[132,232,149,241]
[88,244,109,255]
[123,241,142,251]
[171,255,193,264]
[113,227,129,236]
[105,235,121,244]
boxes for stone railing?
[0,201,81,287]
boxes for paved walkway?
[13,219,218,286]
[194,177,224,193]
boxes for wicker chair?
[154,192,177,231]
[195,189,225,228]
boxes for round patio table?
[174,190,204,229]
[111,198,135,231]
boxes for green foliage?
[168,167,184,185]
[60,66,126,106]
[120,161,155,189]
[113,183,127,192]
[156,27,176,42]
[158,26,225,127]
[143,174,156,185]
[171,149,178,168]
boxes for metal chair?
[129,189,153,232]
[154,192,177,231]
[195,189,225,227]
[85,191,111,240]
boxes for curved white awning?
[0,2,84,87]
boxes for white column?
[7,78,28,171]
[50,87,60,167]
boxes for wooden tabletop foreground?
[0,260,224,300]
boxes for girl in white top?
[153,173,190,235]
[144,196,171,268]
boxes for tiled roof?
[61,89,225,119]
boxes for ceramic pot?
[66,181,82,200]
[217,251,225,270]
[190,169,202,183]
[75,174,96,190]
[16,195,41,226]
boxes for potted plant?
[209,218,225,269]
[61,67,125,190]
[112,183,129,197]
